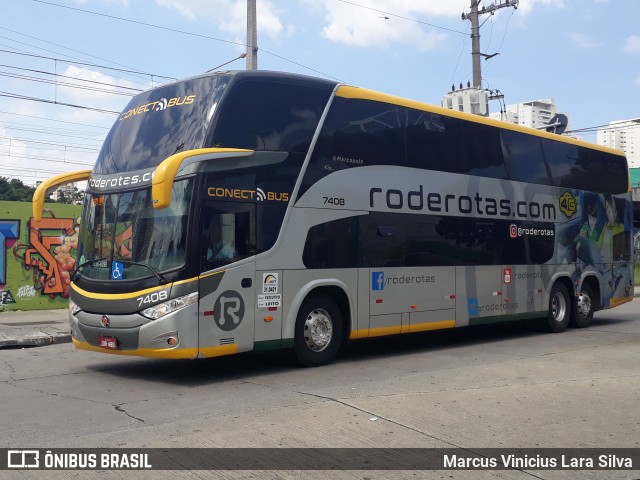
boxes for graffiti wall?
[0,201,82,311]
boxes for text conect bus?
[33,70,634,366]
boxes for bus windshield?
[95,75,230,174]
[76,179,194,281]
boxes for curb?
[0,331,72,348]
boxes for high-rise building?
[597,119,640,168]
[489,98,565,130]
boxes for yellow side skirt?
[72,339,238,359]
[350,320,455,340]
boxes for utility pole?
[462,0,518,88]
[246,0,258,70]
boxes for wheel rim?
[576,290,592,319]
[551,291,567,323]
[303,308,333,352]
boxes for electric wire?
[0,26,167,86]
[0,91,120,114]
[0,110,110,129]
[30,0,342,81]
[336,0,468,35]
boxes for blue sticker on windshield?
[111,261,124,280]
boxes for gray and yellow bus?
[33,70,634,366]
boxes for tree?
[0,177,36,202]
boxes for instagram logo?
[509,224,518,239]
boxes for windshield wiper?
[119,260,168,284]
[71,257,168,284]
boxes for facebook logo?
[468,298,479,316]
[372,272,385,291]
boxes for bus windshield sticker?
[119,95,196,122]
[111,261,124,280]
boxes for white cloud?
[624,34,640,53]
[317,0,460,51]
[516,0,565,14]
[154,0,290,41]
[569,32,602,48]
[57,65,144,113]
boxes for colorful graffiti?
[12,211,79,299]
[1,201,81,310]
[0,220,20,285]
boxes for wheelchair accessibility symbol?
[111,261,124,280]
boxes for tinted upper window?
[405,110,465,172]
[543,140,628,194]
[95,75,230,174]
[301,97,629,196]
[326,99,406,167]
[209,79,333,153]
[502,130,550,184]
[461,122,508,179]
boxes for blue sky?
[1,0,638,186]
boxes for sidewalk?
[0,308,70,348]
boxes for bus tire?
[293,293,343,367]
[570,283,595,328]
[546,282,571,333]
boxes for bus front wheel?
[293,293,343,367]
[570,283,595,328]
[546,282,571,333]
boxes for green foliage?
[0,177,37,202]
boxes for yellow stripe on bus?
[72,339,238,359]
[70,276,202,301]
[350,320,455,339]
[72,338,199,359]
[71,282,170,300]
[609,296,633,308]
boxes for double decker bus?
[33,70,634,367]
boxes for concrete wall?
[1,201,81,311]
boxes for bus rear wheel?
[293,293,342,367]
[546,282,570,333]
[570,283,595,328]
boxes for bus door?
[197,202,256,357]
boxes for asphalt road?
[1,300,639,480]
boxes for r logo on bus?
[214,290,245,331]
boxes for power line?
[31,0,341,81]
[0,25,166,85]
[0,48,174,83]
[0,110,110,130]
[0,135,101,152]
[567,120,640,135]
[0,125,106,142]
[0,64,143,93]
[0,70,137,97]
[0,91,120,115]
[336,0,468,35]
[32,0,246,47]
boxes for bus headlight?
[140,292,198,320]
[69,299,81,315]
